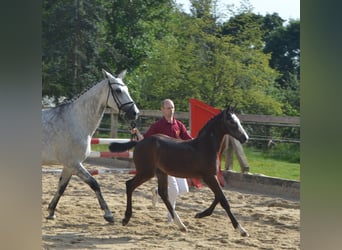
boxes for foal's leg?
[46,167,73,220]
[195,175,220,218]
[156,170,187,232]
[122,173,153,226]
[74,163,114,223]
[199,175,249,237]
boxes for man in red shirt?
[132,99,191,222]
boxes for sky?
[175,0,300,22]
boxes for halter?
[106,79,136,116]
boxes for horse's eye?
[115,88,122,94]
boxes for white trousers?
[167,175,189,210]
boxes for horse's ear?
[232,104,237,113]
[102,69,111,79]
[117,69,127,79]
[226,104,232,113]
[225,104,237,114]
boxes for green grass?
[91,143,300,181]
[223,147,300,181]
[91,144,111,152]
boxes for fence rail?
[102,108,300,137]
[238,114,300,127]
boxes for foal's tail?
[109,141,137,152]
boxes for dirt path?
[42,161,300,249]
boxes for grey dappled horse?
[42,69,139,223]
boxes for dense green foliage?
[42,0,300,116]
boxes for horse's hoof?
[180,227,188,232]
[122,218,129,226]
[195,212,206,218]
[237,224,249,237]
[241,231,249,237]
[46,214,56,220]
[104,215,114,224]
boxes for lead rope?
[130,121,138,141]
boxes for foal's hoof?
[195,212,206,218]
[104,215,114,224]
[122,218,129,226]
[237,224,249,237]
[241,231,249,237]
[46,214,56,220]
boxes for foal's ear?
[226,104,233,113]
[226,104,237,114]
[223,106,232,121]
[232,104,237,112]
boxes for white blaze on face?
[231,113,249,140]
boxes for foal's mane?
[196,111,224,138]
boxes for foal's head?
[222,106,249,144]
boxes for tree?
[42,0,108,99]
[220,10,300,115]
[262,13,285,33]
[220,12,265,50]
[131,0,283,115]
[42,0,299,117]
[104,0,174,72]
[264,20,300,114]
[264,20,300,85]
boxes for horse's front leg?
[156,171,187,232]
[75,164,114,223]
[46,167,72,220]
[195,175,220,218]
[201,175,249,237]
[122,178,134,226]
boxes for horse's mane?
[196,111,224,137]
[59,80,101,106]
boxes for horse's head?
[223,106,249,143]
[102,69,139,120]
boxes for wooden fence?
[102,108,300,138]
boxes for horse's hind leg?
[46,167,73,220]
[75,164,114,223]
[122,173,152,226]
[156,170,187,232]
[201,175,249,237]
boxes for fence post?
[110,113,118,138]
[223,135,249,173]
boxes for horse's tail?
[109,141,137,152]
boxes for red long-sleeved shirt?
[144,117,192,140]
